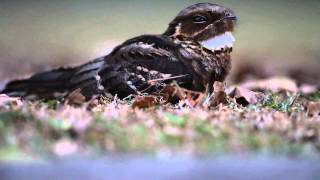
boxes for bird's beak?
[214,15,237,24]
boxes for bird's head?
[164,3,237,52]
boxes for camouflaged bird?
[2,3,237,100]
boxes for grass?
[303,91,320,101]
[0,90,319,161]
[262,92,301,112]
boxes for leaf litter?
[0,76,319,160]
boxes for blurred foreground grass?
[0,90,319,161]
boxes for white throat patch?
[200,32,235,51]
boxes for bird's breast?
[178,41,232,85]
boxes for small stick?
[147,74,188,84]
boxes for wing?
[68,58,106,98]
[98,35,195,97]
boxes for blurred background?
[0,0,319,84]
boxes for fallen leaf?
[211,81,228,106]
[65,89,86,105]
[88,93,114,110]
[158,84,203,106]
[159,85,186,103]
[228,87,265,106]
[132,96,159,109]
[240,76,298,93]
[202,81,227,107]
[303,101,320,117]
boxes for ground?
[0,77,319,161]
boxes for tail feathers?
[1,67,75,99]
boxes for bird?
[1,3,237,100]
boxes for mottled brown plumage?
[2,3,237,100]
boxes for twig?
[147,74,188,84]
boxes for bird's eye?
[193,15,207,23]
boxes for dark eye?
[193,15,207,23]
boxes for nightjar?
[2,3,237,100]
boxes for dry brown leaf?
[159,85,187,103]
[157,84,203,106]
[66,89,86,105]
[240,76,298,93]
[88,93,114,110]
[211,81,228,106]
[132,96,159,109]
[228,87,265,106]
[303,101,320,117]
[202,81,227,107]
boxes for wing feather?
[98,35,194,97]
